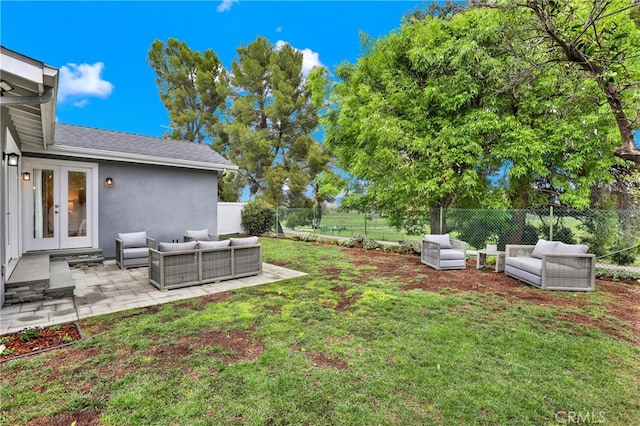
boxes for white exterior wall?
[218,202,246,235]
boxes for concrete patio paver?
[1,261,306,335]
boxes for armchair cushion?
[439,248,465,261]
[158,241,198,252]
[229,236,259,246]
[118,231,148,248]
[185,229,211,241]
[123,247,150,259]
[424,234,452,249]
[531,239,559,259]
[198,240,231,249]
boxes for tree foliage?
[473,0,640,165]
[148,38,230,143]
[219,37,333,208]
[325,6,626,232]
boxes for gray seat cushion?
[158,241,198,252]
[123,247,149,259]
[531,239,559,258]
[439,249,465,260]
[185,229,211,241]
[424,234,452,249]
[198,240,231,249]
[229,236,259,246]
[118,231,148,248]
[553,242,589,255]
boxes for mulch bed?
[1,322,83,362]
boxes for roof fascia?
[24,144,239,172]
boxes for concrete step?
[4,254,76,305]
[6,253,49,286]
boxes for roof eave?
[24,144,239,172]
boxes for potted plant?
[486,234,499,251]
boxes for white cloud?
[217,0,237,12]
[275,40,323,76]
[58,62,114,105]
[275,26,283,33]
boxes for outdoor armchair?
[421,233,467,270]
[115,231,155,269]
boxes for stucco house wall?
[98,161,218,258]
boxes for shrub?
[611,248,637,266]
[241,200,275,236]
[345,234,379,250]
[397,240,421,255]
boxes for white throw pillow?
[531,239,559,259]
[424,234,452,249]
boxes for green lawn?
[1,238,638,425]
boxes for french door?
[23,160,97,251]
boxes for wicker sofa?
[505,239,595,291]
[148,237,262,291]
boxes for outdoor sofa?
[421,233,467,270]
[148,237,262,291]
[115,231,156,269]
[505,239,595,291]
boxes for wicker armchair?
[421,234,467,270]
[115,231,155,269]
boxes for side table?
[476,249,506,273]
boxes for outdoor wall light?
[105,177,114,187]
[22,172,31,181]
[4,152,19,166]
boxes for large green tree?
[148,38,230,144]
[325,7,621,232]
[219,37,332,208]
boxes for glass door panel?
[67,171,87,237]
[28,167,60,250]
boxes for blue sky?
[1,0,426,139]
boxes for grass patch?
[1,238,638,425]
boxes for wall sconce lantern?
[22,172,31,181]
[4,152,19,167]
[105,177,114,187]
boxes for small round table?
[476,249,506,272]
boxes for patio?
[0,261,306,335]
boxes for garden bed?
[1,322,83,362]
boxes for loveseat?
[148,237,262,291]
[504,239,595,291]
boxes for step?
[6,253,49,286]
[46,260,75,299]
[4,254,76,305]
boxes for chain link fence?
[274,207,640,276]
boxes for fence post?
[549,205,554,241]
[440,207,444,234]
[364,211,368,235]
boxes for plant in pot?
[486,234,499,252]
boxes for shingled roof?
[50,123,236,171]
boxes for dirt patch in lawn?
[1,323,83,362]
[341,247,639,344]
